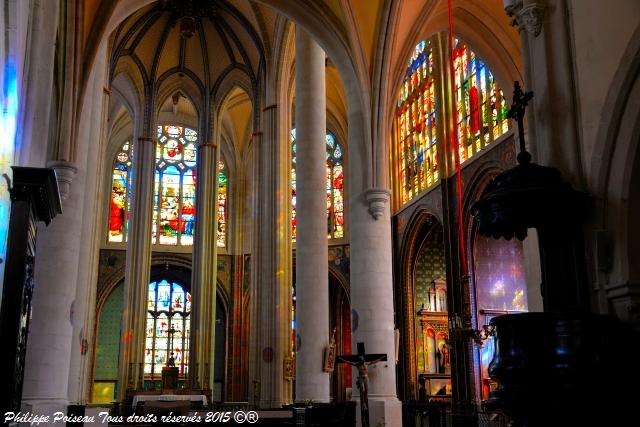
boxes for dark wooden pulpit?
[0,167,61,416]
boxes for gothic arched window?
[453,39,510,163]
[154,125,198,246]
[145,279,191,378]
[393,37,511,208]
[108,140,133,242]
[291,129,345,241]
[217,160,227,248]
[395,40,438,205]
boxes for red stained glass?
[109,141,133,242]
[395,40,438,205]
[291,130,345,241]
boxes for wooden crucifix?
[506,81,534,165]
[336,342,387,427]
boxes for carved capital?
[364,188,391,220]
[505,1,544,37]
[46,160,78,201]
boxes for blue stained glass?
[417,149,424,165]
[334,146,342,159]
[326,134,335,148]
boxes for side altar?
[125,330,211,414]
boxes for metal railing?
[402,402,508,427]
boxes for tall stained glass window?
[217,160,227,248]
[453,39,510,164]
[145,280,191,378]
[109,140,133,242]
[395,40,438,205]
[291,129,345,240]
[154,125,198,246]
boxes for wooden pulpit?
[0,167,61,416]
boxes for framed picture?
[427,378,451,396]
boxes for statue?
[337,342,387,427]
[441,344,450,373]
[167,352,176,367]
[323,328,337,373]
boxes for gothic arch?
[396,209,444,400]
[91,258,230,402]
[155,73,204,120]
[591,24,640,318]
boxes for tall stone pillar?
[189,137,219,392]
[20,47,106,413]
[251,101,293,407]
[294,28,330,403]
[118,123,156,396]
[350,190,402,426]
[505,0,583,184]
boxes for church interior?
[0,0,639,426]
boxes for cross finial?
[506,81,534,164]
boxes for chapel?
[0,0,639,426]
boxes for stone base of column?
[355,396,402,427]
[20,398,69,420]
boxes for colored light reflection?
[0,62,19,290]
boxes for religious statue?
[323,328,337,373]
[441,343,450,373]
[436,347,442,373]
[337,343,387,427]
[167,352,176,367]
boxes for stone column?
[350,189,402,426]
[294,28,330,403]
[117,118,156,396]
[67,42,110,404]
[189,137,219,392]
[251,102,293,407]
[506,0,583,184]
[20,40,106,414]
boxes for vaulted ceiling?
[109,0,266,101]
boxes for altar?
[132,394,208,415]
[132,394,208,408]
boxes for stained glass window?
[473,235,527,399]
[453,39,510,164]
[217,160,227,248]
[325,133,344,238]
[154,125,198,246]
[291,129,345,241]
[395,40,438,205]
[109,140,133,242]
[144,280,191,378]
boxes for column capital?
[505,1,545,37]
[46,160,77,201]
[263,104,277,111]
[364,188,391,220]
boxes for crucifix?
[167,323,177,367]
[506,81,534,165]
[336,342,387,427]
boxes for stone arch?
[590,24,640,324]
[396,209,444,400]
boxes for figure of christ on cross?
[336,342,387,427]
